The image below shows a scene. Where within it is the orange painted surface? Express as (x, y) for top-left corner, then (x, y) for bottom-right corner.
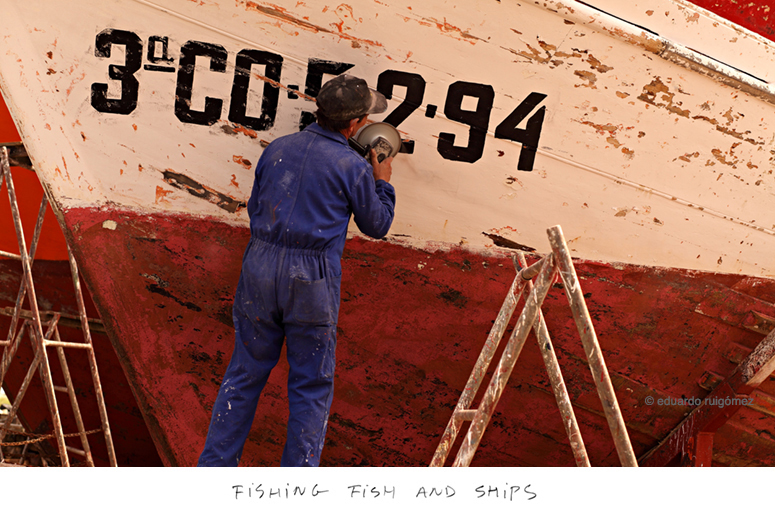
(0, 95), (69, 260)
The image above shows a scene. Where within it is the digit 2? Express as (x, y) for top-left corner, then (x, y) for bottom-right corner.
(376, 70), (424, 154)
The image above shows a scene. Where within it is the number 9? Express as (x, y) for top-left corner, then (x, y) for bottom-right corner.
(438, 81), (494, 164)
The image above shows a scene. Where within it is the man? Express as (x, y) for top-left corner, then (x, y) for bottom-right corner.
(198, 75), (395, 467)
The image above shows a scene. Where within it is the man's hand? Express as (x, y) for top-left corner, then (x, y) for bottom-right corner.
(370, 149), (393, 183)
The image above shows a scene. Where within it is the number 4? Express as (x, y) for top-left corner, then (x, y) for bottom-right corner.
(494, 92), (547, 171)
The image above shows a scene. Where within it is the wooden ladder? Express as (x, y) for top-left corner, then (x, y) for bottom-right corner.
(430, 225), (637, 467)
(0, 145), (116, 466)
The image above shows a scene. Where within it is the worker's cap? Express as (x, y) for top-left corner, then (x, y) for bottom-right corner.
(316, 74), (387, 121)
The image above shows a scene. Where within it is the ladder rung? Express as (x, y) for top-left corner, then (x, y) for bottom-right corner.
(1, 423), (25, 434)
(43, 339), (92, 350)
(53, 385), (68, 393)
(456, 410), (477, 421)
(519, 254), (549, 281)
(0, 250), (22, 260)
(65, 445), (86, 457)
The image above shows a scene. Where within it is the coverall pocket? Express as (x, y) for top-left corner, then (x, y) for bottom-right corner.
(289, 276), (333, 325)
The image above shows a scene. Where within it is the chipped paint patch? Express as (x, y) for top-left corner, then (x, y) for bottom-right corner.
(155, 185), (174, 204)
(481, 232), (536, 252)
(576, 120), (635, 155)
(102, 219), (117, 230)
(638, 77), (690, 117)
(677, 152), (700, 163)
(232, 155), (252, 169)
(587, 54), (613, 73)
(219, 122), (258, 139)
(162, 169), (246, 213)
(574, 70), (598, 88)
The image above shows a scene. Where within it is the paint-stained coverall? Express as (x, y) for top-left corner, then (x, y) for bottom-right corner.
(198, 122), (395, 466)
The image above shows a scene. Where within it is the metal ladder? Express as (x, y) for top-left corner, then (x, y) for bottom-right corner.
(0, 145), (116, 466)
(430, 225), (637, 467)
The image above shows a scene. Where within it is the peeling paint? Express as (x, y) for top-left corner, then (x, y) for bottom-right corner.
(232, 155), (252, 169)
(481, 232), (536, 252)
(242, 1), (384, 48)
(574, 70), (598, 88)
(155, 185), (174, 204)
(638, 77), (690, 117)
(220, 122), (258, 139)
(587, 54), (613, 73)
(162, 170), (246, 213)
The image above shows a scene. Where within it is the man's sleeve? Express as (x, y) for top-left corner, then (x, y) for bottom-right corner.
(350, 170), (395, 239)
(246, 151), (266, 216)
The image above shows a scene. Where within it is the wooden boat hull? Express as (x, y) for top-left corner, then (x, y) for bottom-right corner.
(1, 0), (775, 465)
(61, 204), (775, 466)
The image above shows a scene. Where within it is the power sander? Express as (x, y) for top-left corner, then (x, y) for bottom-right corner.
(348, 122), (402, 163)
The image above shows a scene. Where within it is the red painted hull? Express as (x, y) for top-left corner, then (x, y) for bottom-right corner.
(62, 205), (775, 466)
(693, 1), (775, 40)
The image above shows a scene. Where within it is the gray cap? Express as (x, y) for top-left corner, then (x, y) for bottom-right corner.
(316, 74), (388, 121)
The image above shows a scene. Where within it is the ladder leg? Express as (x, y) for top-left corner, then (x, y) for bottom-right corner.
(517, 252), (590, 467)
(453, 254), (556, 466)
(430, 271), (529, 466)
(66, 242), (117, 467)
(4, 196), (46, 345)
(547, 225), (637, 467)
(3, 148), (69, 466)
(53, 326), (95, 466)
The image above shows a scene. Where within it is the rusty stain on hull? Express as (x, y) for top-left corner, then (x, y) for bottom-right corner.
(243, 2), (331, 34)
(242, 1), (383, 48)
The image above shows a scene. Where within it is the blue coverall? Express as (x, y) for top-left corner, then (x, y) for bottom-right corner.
(198, 122), (395, 466)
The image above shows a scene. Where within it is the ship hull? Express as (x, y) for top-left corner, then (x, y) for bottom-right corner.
(63, 205), (775, 466)
(1, 0), (775, 466)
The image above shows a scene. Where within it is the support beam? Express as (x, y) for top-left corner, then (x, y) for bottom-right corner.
(640, 328), (775, 466)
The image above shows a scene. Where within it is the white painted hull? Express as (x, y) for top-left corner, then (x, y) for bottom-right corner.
(1, 0), (774, 275)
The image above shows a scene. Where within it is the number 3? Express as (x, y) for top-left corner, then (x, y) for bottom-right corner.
(90, 29), (142, 115)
